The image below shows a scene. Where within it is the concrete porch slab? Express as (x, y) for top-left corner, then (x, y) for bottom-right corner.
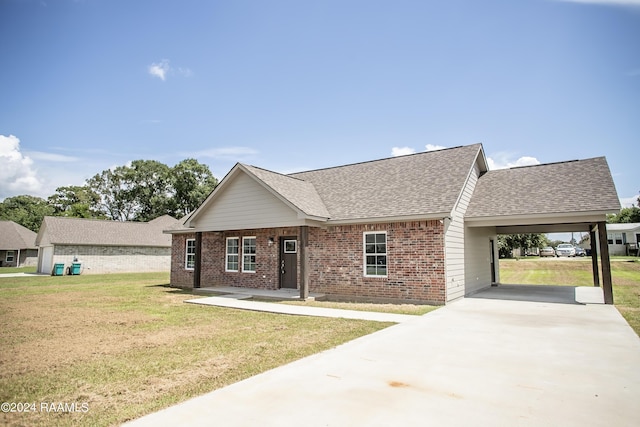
(193, 285), (325, 301)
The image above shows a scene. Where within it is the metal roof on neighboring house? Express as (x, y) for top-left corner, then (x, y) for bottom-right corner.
(36, 215), (179, 247)
(0, 221), (37, 250)
(465, 157), (621, 219)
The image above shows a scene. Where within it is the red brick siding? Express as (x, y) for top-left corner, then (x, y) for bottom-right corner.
(308, 221), (446, 304)
(169, 221), (446, 304)
(170, 233), (194, 288)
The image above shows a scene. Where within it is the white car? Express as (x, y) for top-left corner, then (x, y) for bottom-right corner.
(555, 243), (576, 257)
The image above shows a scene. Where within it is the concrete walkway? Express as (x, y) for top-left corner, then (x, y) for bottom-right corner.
(124, 287), (640, 427)
(186, 296), (418, 323)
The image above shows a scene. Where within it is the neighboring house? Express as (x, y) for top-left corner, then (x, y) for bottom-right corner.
(0, 221), (38, 267)
(166, 143), (620, 305)
(36, 215), (179, 274)
(606, 223), (640, 256)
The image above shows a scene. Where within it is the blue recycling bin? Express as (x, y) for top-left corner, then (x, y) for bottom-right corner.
(53, 263), (65, 276)
(70, 263), (82, 275)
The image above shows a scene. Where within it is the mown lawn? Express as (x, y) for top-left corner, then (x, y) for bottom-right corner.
(0, 273), (391, 427)
(500, 257), (640, 335)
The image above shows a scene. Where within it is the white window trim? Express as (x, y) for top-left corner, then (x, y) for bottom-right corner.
(185, 239), (195, 270)
(284, 239), (297, 254)
(363, 231), (388, 278)
(226, 237), (240, 272)
(242, 236), (257, 273)
(6, 251), (15, 262)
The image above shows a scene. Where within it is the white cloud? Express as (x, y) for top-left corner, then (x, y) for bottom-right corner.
(27, 151), (80, 162)
(487, 152), (541, 170)
(148, 59), (171, 81)
(620, 195), (638, 208)
(391, 146), (416, 157)
(0, 135), (43, 200)
(148, 59), (193, 81)
(425, 144), (447, 151)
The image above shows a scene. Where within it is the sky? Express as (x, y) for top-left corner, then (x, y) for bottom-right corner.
(1, 0), (639, 219)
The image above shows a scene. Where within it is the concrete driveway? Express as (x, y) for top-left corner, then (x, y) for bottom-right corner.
(124, 287), (640, 427)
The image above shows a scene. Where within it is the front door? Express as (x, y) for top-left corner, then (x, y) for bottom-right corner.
(279, 236), (298, 289)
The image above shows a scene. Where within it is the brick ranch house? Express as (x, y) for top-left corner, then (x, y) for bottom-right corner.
(167, 143), (620, 305)
(36, 215), (179, 274)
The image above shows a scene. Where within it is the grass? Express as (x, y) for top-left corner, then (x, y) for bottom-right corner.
(0, 266), (37, 274)
(499, 257), (640, 335)
(0, 272), (392, 427)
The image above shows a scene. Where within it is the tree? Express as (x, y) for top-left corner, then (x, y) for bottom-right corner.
(498, 233), (547, 258)
(85, 159), (217, 221)
(607, 206), (640, 224)
(48, 185), (103, 218)
(171, 158), (218, 217)
(0, 195), (54, 232)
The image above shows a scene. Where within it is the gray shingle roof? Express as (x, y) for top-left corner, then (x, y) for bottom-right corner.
(466, 157), (621, 219)
(37, 215), (179, 247)
(289, 144), (484, 221)
(0, 221), (37, 250)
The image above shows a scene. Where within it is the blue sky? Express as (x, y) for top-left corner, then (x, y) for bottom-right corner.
(1, 0), (639, 214)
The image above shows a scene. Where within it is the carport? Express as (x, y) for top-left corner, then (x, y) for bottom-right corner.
(465, 157), (622, 304)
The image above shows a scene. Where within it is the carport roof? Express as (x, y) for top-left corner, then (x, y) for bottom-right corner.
(465, 157), (621, 226)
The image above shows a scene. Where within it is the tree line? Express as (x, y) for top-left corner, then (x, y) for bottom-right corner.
(0, 159), (218, 232)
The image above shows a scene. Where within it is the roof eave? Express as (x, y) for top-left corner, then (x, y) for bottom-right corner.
(465, 210), (616, 228)
(327, 212), (451, 226)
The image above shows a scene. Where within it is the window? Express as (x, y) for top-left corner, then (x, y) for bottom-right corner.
(185, 239), (195, 270)
(364, 232), (387, 277)
(6, 251), (15, 263)
(242, 237), (256, 272)
(284, 239), (297, 253)
(608, 233), (623, 245)
(226, 237), (239, 272)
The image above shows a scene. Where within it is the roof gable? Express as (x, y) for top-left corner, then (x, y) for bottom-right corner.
(36, 216), (179, 247)
(0, 221), (37, 250)
(466, 157), (621, 220)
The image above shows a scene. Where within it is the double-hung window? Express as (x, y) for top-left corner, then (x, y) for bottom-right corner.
(185, 239), (196, 270)
(364, 232), (387, 277)
(6, 251), (15, 263)
(226, 237), (239, 272)
(242, 237), (256, 273)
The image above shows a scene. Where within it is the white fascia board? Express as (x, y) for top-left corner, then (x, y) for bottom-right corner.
(465, 211), (611, 228)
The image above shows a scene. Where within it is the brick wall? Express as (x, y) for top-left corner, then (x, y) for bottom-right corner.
(170, 227), (301, 290)
(308, 221), (446, 304)
(51, 245), (171, 274)
(170, 221), (446, 304)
